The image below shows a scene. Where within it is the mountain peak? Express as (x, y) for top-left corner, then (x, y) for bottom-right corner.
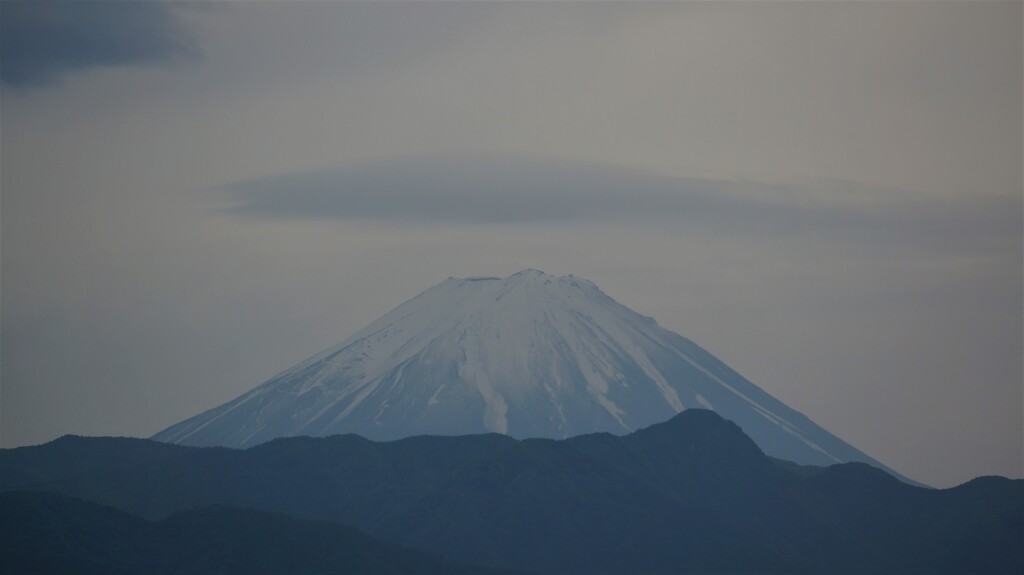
(153, 271), (911, 483)
(632, 409), (764, 458)
(511, 268), (548, 277)
(444, 269), (591, 290)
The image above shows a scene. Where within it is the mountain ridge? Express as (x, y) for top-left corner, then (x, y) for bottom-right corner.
(4, 410), (1021, 575)
(153, 269), (911, 483)
(0, 491), (522, 575)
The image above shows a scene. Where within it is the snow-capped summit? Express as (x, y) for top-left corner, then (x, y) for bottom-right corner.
(154, 270), (904, 479)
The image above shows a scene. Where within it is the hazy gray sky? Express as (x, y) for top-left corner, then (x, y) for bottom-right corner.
(2, 1), (1020, 489)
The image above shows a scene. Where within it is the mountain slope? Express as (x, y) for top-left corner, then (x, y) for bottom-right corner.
(5, 411), (1021, 575)
(0, 491), (519, 575)
(153, 269), (903, 480)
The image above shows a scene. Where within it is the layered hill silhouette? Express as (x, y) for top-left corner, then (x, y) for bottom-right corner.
(3, 410), (1021, 574)
(0, 491), (517, 575)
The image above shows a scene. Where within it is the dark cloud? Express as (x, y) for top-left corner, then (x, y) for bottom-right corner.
(0, 0), (198, 87)
(221, 154), (1020, 257)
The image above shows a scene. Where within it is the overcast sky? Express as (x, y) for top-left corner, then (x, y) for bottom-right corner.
(1, 1), (1020, 489)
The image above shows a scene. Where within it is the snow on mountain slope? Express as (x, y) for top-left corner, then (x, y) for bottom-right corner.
(153, 270), (906, 480)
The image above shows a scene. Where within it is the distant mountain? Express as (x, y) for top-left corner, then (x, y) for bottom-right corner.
(5, 410), (1021, 575)
(153, 269), (908, 482)
(0, 491), (519, 575)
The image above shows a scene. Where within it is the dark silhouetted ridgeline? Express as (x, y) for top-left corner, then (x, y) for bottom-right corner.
(2, 410), (1021, 574)
(0, 491), (521, 575)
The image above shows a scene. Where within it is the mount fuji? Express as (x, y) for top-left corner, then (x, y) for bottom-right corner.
(154, 269), (907, 481)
